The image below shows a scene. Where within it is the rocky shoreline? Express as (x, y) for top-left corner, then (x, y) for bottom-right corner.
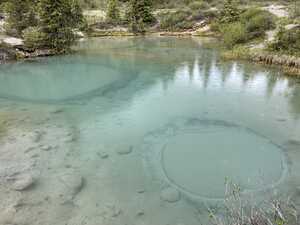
(251, 52), (300, 76)
(0, 37), (56, 63)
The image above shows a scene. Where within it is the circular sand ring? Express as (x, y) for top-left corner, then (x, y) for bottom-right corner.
(142, 118), (288, 201)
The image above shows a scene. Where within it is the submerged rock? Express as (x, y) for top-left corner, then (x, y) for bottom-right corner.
(160, 187), (181, 203)
(276, 117), (287, 122)
(107, 204), (122, 218)
(41, 145), (52, 151)
(97, 151), (109, 159)
(136, 210), (145, 217)
(31, 131), (42, 143)
(12, 174), (35, 191)
(50, 108), (64, 114)
(58, 171), (84, 201)
(116, 146), (133, 155)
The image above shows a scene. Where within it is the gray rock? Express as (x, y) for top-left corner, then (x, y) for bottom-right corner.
(160, 187), (181, 203)
(12, 174), (35, 191)
(116, 146), (133, 155)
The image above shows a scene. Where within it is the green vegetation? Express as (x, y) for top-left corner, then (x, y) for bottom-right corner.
(213, 1), (276, 48)
(3, 0), (37, 36)
(1, 0), (299, 61)
(38, 0), (85, 53)
(3, 0), (84, 53)
(106, 0), (120, 23)
(220, 22), (247, 48)
(126, 0), (155, 33)
(219, 0), (240, 23)
(159, 9), (194, 31)
(269, 25), (300, 56)
(22, 27), (45, 51)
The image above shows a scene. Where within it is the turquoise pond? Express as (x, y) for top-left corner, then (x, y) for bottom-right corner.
(0, 37), (299, 225)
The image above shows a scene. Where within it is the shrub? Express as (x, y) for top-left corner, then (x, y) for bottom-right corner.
(160, 10), (195, 31)
(219, 0), (240, 24)
(188, 1), (210, 11)
(221, 22), (248, 48)
(216, 7), (276, 49)
(22, 27), (46, 51)
(240, 8), (275, 38)
(269, 26), (300, 55)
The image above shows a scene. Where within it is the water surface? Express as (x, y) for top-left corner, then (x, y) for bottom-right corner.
(0, 37), (299, 225)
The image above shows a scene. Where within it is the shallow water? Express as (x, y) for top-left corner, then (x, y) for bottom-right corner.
(0, 37), (300, 225)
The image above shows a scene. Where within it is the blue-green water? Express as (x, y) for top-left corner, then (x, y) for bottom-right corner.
(0, 37), (299, 225)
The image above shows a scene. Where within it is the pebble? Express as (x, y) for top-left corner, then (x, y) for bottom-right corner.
(12, 174), (35, 191)
(116, 146), (133, 155)
(24, 146), (35, 153)
(64, 136), (76, 143)
(30, 153), (39, 158)
(32, 131), (42, 143)
(97, 151), (109, 159)
(276, 117), (287, 122)
(41, 145), (52, 151)
(137, 189), (145, 194)
(136, 210), (145, 217)
(50, 108), (64, 114)
(160, 187), (181, 203)
(107, 205), (122, 218)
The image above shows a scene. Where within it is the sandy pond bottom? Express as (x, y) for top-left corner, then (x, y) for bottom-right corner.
(0, 37), (300, 225)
